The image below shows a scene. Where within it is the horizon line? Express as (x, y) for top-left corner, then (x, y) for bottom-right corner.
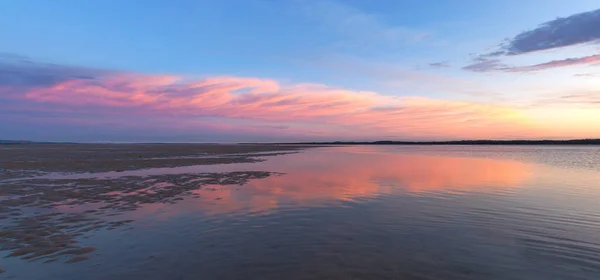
(2, 138), (600, 145)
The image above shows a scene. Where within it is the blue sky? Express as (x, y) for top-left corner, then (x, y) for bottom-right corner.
(1, 0), (600, 141)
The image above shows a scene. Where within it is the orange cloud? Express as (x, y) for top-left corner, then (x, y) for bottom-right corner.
(17, 73), (534, 139)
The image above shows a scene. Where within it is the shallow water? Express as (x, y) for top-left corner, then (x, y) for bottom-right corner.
(2, 145), (600, 280)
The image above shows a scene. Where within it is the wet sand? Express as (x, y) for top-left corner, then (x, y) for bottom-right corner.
(0, 143), (310, 179)
(0, 144), (309, 266)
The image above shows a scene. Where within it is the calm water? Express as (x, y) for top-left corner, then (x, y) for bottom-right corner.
(3, 145), (600, 280)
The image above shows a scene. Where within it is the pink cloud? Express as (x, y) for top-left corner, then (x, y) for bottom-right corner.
(508, 54), (600, 72)
(4, 72), (537, 139)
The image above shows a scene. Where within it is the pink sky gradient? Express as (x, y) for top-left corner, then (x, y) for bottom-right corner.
(2, 4), (600, 142)
(2, 72), (548, 140)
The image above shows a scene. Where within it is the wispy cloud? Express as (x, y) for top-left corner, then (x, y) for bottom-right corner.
(561, 93), (600, 104)
(428, 62), (450, 68)
(312, 54), (503, 98)
(508, 54), (600, 72)
(464, 54), (600, 73)
(574, 73), (600, 77)
(1, 57), (534, 140)
(533, 92), (600, 107)
(0, 55), (108, 88)
(464, 8), (600, 73)
(462, 59), (508, 72)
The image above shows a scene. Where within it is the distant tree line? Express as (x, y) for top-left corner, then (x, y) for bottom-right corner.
(0, 140), (74, 145)
(288, 139), (600, 145)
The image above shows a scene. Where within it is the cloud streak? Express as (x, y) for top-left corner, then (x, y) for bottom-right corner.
(508, 54), (600, 72)
(574, 73), (600, 77)
(428, 62), (450, 68)
(532, 92), (600, 107)
(462, 59), (508, 73)
(464, 54), (600, 73)
(0, 58), (535, 140)
(0, 55), (108, 88)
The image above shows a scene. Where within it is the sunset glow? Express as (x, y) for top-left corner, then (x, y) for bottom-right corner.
(1, 1), (599, 141)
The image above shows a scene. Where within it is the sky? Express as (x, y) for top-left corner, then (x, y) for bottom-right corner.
(1, 0), (599, 142)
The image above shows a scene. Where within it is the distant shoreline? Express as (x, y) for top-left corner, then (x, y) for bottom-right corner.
(2, 139), (600, 145)
(281, 139), (600, 145)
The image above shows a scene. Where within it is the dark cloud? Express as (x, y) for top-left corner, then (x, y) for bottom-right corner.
(0, 55), (108, 88)
(428, 62), (450, 68)
(504, 9), (600, 55)
(465, 9), (600, 73)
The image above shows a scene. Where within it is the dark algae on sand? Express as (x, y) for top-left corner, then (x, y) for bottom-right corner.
(0, 144), (302, 266)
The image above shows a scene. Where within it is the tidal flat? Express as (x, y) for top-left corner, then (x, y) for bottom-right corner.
(0, 144), (305, 273)
(1, 144), (600, 280)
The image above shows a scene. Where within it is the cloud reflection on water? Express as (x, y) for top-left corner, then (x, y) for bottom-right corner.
(139, 147), (532, 217)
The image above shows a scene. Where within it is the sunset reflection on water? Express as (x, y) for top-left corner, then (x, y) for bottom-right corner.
(141, 146), (533, 217)
(8, 146), (600, 280)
